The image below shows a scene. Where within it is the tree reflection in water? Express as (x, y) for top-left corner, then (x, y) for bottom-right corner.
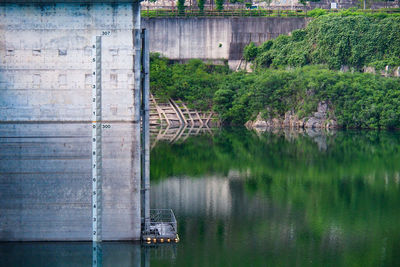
(150, 128), (400, 266)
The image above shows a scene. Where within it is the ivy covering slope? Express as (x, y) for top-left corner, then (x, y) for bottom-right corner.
(244, 14), (400, 70)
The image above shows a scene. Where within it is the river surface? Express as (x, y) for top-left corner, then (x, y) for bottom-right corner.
(1, 127), (400, 266)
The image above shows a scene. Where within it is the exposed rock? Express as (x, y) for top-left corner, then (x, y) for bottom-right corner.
(363, 65), (400, 77)
(340, 65), (350, 72)
(246, 101), (338, 130)
(381, 65), (391, 77)
(394, 67), (400, 77)
(250, 113), (268, 128)
(364, 66), (376, 74)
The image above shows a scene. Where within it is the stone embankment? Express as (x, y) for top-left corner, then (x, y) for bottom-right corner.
(245, 101), (338, 130)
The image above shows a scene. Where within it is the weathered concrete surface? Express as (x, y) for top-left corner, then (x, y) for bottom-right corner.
(0, 2), (141, 241)
(0, 122), (141, 241)
(0, 3), (136, 122)
(142, 17), (309, 68)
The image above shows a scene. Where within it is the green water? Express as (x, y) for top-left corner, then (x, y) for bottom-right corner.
(149, 128), (400, 266)
(1, 128), (400, 266)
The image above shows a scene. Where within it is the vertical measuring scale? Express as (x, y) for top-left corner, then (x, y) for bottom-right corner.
(92, 36), (102, 266)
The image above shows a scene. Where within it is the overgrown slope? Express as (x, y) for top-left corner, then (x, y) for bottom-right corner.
(244, 14), (400, 71)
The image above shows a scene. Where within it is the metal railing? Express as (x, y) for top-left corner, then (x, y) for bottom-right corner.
(143, 209), (178, 240)
(142, 7), (400, 18)
(143, 8), (308, 18)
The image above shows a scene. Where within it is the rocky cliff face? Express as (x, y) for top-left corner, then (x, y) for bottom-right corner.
(245, 101), (338, 130)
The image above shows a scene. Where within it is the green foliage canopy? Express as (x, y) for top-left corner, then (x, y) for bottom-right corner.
(246, 15), (400, 71)
(216, 0), (224, 11)
(150, 53), (230, 110)
(178, 0), (186, 14)
(198, 0), (205, 13)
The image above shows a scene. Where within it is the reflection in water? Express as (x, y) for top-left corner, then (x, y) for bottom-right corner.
(152, 176), (233, 217)
(150, 125), (215, 149)
(0, 242), (142, 267)
(150, 128), (400, 266)
(252, 126), (337, 151)
(93, 242), (102, 267)
(2, 126), (400, 266)
(0, 123), (141, 241)
(0, 242), (180, 267)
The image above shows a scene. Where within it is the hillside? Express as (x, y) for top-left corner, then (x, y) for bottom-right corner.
(150, 13), (400, 129)
(244, 13), (400, 71)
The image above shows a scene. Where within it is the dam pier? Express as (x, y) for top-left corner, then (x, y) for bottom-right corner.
(0, 0), (165, 242)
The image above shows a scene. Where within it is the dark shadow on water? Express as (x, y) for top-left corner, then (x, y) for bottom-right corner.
(0, 242), (178, 267)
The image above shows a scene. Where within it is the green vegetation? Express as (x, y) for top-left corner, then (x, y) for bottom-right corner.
(216, 0), (224, 11)
(219, 67), (400, 129)
(150, 13), (400, 129)
(151, 54), (400, 129)
(178, 0), (186, 15)
(141, 8), (400, 18)
(150, 54), (230, 111)
(198, 0), (205, 13)
(307, 7), (328, 17)
(245, 15), (400, 70)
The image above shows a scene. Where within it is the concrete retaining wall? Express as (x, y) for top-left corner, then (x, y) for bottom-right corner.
(142, 17), (309, 68)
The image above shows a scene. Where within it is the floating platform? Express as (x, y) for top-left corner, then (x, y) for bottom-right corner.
(142, 209), (179, 244)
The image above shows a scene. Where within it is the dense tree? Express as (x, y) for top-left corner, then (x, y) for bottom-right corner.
(216, 0), (224, 11)
(178, 0), (186, 14)
(198, 0), (205, 13)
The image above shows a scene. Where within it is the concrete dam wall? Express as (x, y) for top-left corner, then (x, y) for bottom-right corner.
(142, 17), (309, 68)
(0, 2), (136, 122)
(0, 2), (141, 241)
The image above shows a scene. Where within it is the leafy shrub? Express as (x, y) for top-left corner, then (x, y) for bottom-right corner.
(243, 42), (258, 61)
(178, 0), (185, 15)
(198, 0), (205, 13)
(307, 8), (327, 18)
(150, 53), (230, 111)
(216, 0), (224, 11)
(248, 16), (400, 71)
